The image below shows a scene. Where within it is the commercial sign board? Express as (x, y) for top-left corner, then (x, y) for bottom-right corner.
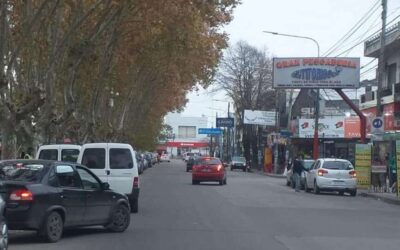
(198, 128), (222, 135)
(166, 141), (209, 148)
(298, 118), (344, 138)
(355, 144), (371, 189)
(216, 117), (234, 128)
(243, 110), (276, 126)
(371, 116), (384, 135)
(273, 57), (360, 89)
(396, 141), (400, 198)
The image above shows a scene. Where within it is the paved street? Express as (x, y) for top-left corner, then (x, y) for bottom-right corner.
(10, 159), (400, 250)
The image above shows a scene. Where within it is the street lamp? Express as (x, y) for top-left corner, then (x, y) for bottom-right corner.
(263, 30), (321, 160)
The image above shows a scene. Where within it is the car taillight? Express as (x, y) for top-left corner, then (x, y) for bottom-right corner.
(10, 189), (33, 201)
(349, 170), (356, 178)
(217, 165), (223, 171)
(317, 169), (328, 176)
(133, 177), (139, 188)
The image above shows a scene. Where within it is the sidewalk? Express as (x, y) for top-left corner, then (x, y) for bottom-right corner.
(249, 168), (286, 178)
(359, 190), (400, 205)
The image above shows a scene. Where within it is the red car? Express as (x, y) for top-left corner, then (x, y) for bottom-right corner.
(192, 157), (227, 185)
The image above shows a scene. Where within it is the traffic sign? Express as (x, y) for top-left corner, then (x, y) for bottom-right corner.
(371, 117), (384, 135)
(198, 128), (222, 135)
(216, 118), (234, 128)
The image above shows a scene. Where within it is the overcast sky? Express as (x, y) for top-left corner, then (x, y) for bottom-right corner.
(181, 0), (400, 126)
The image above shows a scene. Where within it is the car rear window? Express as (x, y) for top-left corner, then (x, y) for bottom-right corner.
(303, 161), (315, 169)
(82, 148), (106, 169)
(197, 158), (221, 165)
(232, 157), (246, 162)
(61, 149), (80, 163)
(38, 149), (58, 161)
(110, 148), (133, 169)
(322, 161), (353, 170)
(0, 163), (45, 182)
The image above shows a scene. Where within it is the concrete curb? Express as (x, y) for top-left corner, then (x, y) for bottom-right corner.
(264, 173), (286, 179)
(359, 192), (400, 205)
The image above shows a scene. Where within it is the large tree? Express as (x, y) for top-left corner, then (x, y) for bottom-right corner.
(0, 0), (239, 159)
(217, 41), (275, 165)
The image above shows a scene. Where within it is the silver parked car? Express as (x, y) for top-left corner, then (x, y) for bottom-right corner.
(304, 158), (357, 196)
(286, 159), (315, 189)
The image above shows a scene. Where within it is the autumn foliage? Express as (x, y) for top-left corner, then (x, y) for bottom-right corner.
(0, 0), (239, 158)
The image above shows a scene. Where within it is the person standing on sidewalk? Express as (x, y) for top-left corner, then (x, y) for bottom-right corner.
(389, 155), (397, 193)
(293, 155), (306, 192)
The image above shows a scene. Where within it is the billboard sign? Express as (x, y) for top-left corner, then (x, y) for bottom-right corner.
(298, 118), (344, 138)
(198, 128), (222, 135)
(216, 117), (234, 128)
(273, 57), (360, 89)
(243, 110), (276, 126)
(355, 144), (371, 189)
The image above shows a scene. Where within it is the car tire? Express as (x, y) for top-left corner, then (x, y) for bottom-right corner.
(106, 204), (130, 233)
(130, 198), (138, 213)
(186, 168), (189, 172)
(39, 211), (64, 243)
(242, 167), (246, 172)
(313, 181), (320, 194)
(350, 189), (357, 197)
(338, 191), (345, 196)
(192, 180), (198, 185)
(230, 167), (233, 171)
(223, 178), (227, 185)
(219, 180), (224, 185)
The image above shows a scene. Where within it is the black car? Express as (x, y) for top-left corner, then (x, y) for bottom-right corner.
(0, 196), (8, 250)
(0, 160), (130, 243)
(136, 154), (145, 174)
(230, 156), (247, 171)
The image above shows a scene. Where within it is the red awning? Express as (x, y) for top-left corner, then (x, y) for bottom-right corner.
(166, 141), (209, 148)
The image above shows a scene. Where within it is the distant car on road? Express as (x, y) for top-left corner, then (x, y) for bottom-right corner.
(192, 157), (227, 185)
(160, 153), (171, 162)
(230, 156), (247, 172)
(1, 160), (130, 243)
(304, 158), (357, 196)
(0, 196), (8, 250)
(184, 152), (195, 162)
(286, 159), (315, 189)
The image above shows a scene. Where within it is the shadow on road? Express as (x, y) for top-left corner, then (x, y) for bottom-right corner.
(9, 227), (109, 245)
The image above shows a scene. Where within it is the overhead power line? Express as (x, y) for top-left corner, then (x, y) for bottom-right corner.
(323, 0), (381, 56)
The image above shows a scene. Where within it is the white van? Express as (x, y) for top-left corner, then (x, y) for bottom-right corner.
(77, 143), (140, 213)
(36, 144), (82, 163)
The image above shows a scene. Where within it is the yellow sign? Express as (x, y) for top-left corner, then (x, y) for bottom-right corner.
(264, 148), (273, 173)
(396, 141), (400, 198)
(355, 144), (371, 189)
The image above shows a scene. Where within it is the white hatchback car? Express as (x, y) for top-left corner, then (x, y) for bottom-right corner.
(304, 158), (357, 196)
(160, 153), (171, 162)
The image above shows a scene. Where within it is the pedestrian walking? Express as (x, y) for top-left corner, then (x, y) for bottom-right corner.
(293, 155), (306, 192)
(389, 155), (397, 193)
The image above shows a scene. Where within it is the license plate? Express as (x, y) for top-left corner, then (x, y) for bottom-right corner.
(202, 169), (211, 172)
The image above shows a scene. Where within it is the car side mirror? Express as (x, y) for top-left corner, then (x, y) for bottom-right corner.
(102, 182), (110, 190)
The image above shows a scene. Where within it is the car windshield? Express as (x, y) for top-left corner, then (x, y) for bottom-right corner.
(197, 158), (221, 165)
(323, 161), (353, 170)
(232, 157), (246, 163)
(186, 153), (194, 156)
(0, 163), (45, 182)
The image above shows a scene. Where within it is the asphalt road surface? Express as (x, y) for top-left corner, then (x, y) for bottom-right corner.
(10, 159), (400, 250)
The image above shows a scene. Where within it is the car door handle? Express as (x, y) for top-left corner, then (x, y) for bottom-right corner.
(106, 170), (110, 175)
(60, 194), (66, 199)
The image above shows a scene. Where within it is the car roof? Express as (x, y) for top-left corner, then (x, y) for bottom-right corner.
(38, 144), (82, 150)
(0, 159), (57, 166)
(318, 158), (350, 162)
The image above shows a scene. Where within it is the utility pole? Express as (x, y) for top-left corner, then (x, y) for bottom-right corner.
(227, 102), (231, 161)
(377, 0), (387, 117)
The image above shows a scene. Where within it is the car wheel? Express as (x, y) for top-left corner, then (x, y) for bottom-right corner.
(40, 211), (64, 243)
(130, 198), (138, 213)
(106, 204), (130, 232)
(242, 167), (246, 172)
(338, 191), (345, 196)
(219, 180), (224, 185)
(350, 189), (357, 197)
(192, 180), (198, 185)
(230, 167), (233, 171)
(313, 181), (320, 194)
(223, 178), (227, 185)
(186, 168), (189, 172)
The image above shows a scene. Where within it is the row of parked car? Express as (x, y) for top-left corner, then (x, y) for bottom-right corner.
(0, 143), (160, 247)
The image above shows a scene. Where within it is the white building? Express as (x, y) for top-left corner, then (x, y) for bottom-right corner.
(164, 113), (210, 156)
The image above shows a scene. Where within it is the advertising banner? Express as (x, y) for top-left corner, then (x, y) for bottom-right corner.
(344, 117), (361, 138)
(243, 110), (276, 126)
(298, 118), (344, 138)
(264, 148), (273, 173)
(355, 144), (371, 189)
(396, 141), (400, 198)
(273, 57), (360, 89)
